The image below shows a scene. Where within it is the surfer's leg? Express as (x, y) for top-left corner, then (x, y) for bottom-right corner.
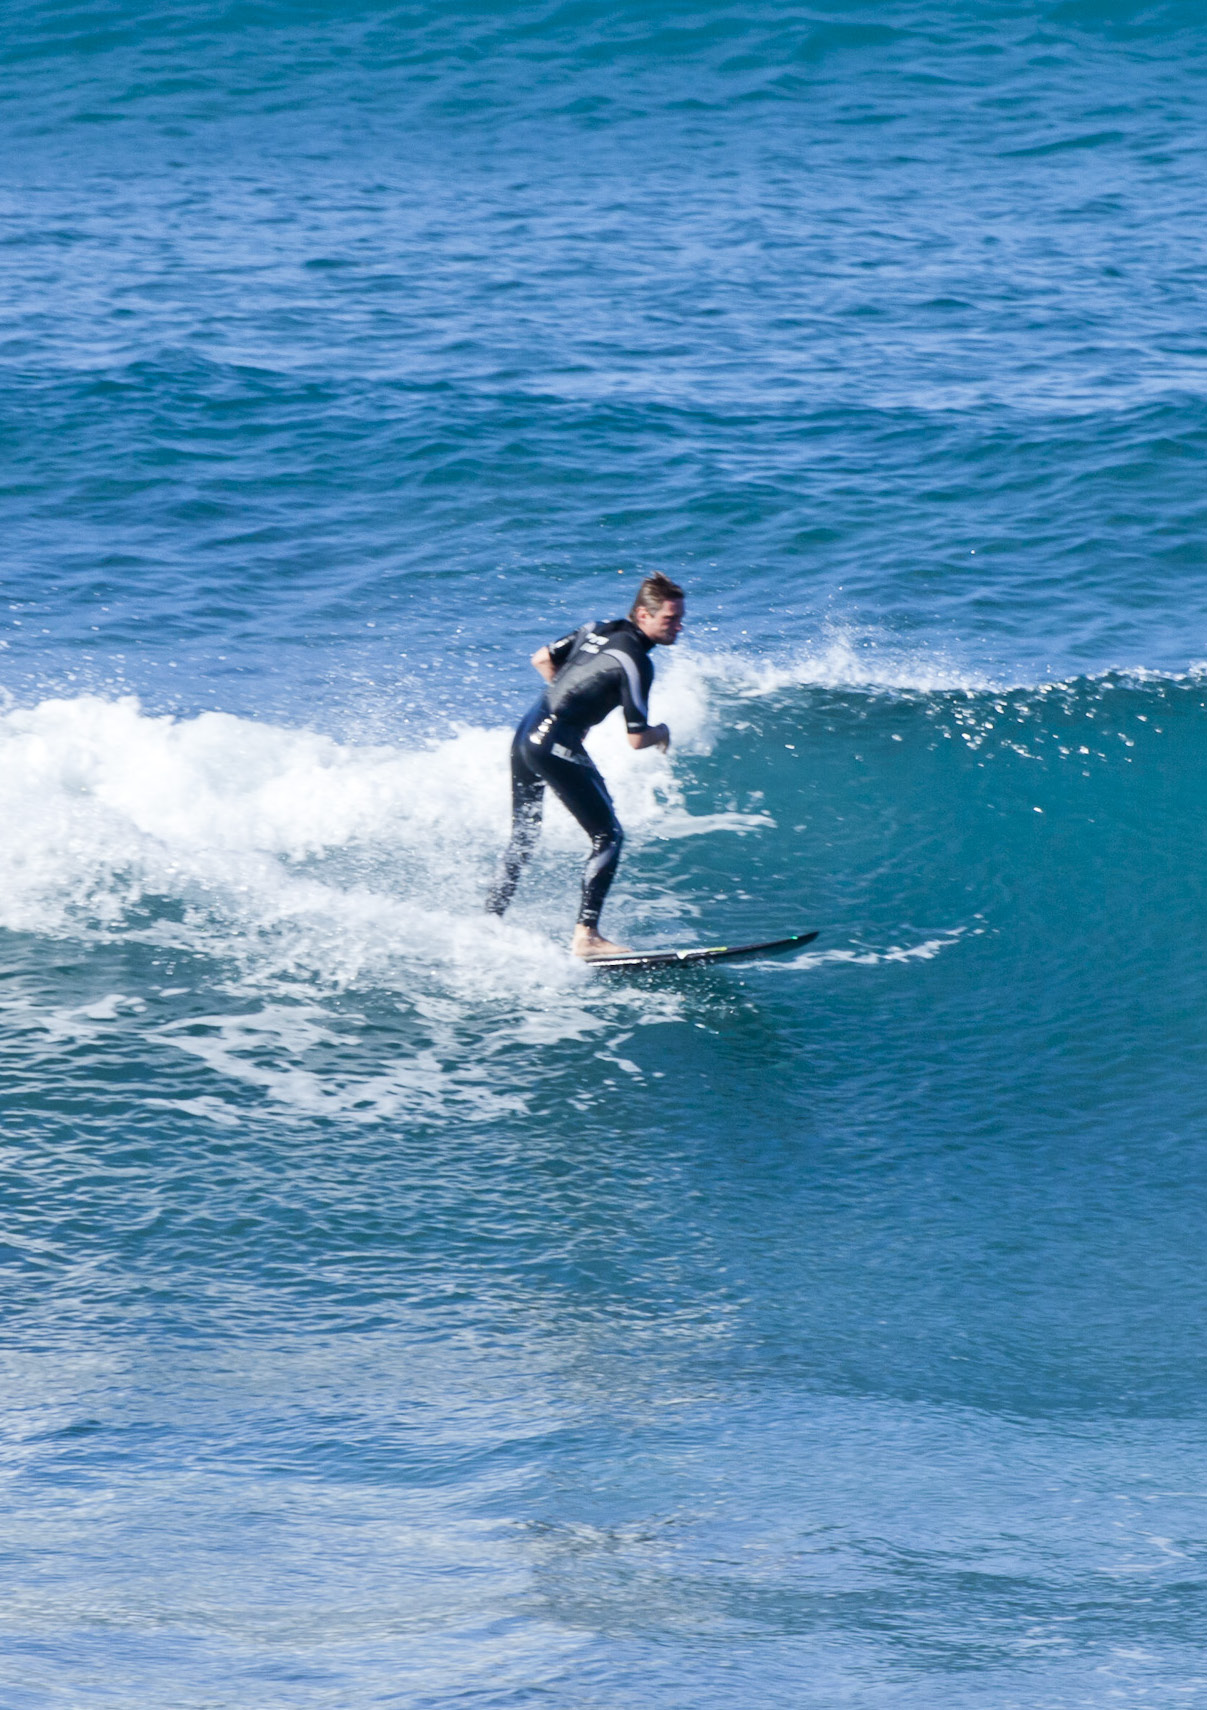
(578, 819), (623, 929)
(572, 810), (626, 956)
(485, 745), (544, 916)
(539, 752), (626, 951)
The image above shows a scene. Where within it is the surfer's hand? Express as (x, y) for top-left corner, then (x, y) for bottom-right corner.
(653, 723), (670, 752)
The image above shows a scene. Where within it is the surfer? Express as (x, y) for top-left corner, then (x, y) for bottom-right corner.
(486, 573), (685, 958)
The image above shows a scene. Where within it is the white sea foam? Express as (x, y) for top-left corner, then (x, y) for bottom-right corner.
(668, 639), (1207, 702)
(152, 1001), (535, 1124)
(0, 691), (755, 992)
(665, 633), (996, 698)
(0, 691), (693, 1115)
(773, 932), (966, 972)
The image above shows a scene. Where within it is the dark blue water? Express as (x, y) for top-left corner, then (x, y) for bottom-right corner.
(3, 4), (1207, 1705)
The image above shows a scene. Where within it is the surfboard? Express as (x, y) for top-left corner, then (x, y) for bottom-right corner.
(586, 930), (818, 971)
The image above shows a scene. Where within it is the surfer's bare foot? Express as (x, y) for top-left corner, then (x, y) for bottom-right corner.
(572, 925), (630, 960)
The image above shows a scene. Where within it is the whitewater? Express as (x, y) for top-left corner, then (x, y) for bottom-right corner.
(4, 3), (1207, 1707)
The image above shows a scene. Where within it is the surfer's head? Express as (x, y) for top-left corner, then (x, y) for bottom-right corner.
(630, 573), (685, 646)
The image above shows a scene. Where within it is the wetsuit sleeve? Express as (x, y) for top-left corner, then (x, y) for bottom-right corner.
(546, 628), (582, 672)
(616, 652), (652, 733)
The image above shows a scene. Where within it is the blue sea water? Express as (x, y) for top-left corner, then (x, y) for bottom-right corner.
(2, 2), (1207, 1704)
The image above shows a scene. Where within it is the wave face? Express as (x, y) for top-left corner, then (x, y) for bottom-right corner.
(3, 5), (1207, 1708)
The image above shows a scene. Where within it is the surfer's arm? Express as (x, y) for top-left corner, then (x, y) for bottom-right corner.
(628, 723), (670, 752)
(534, 627), (583, 682)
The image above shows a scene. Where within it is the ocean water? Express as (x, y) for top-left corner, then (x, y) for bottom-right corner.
(3, 2), (1207, 1704)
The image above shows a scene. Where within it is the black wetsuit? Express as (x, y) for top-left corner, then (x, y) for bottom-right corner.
(486, 618), (656, 927)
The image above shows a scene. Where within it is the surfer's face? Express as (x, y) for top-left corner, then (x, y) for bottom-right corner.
(636, 598), (685, 646)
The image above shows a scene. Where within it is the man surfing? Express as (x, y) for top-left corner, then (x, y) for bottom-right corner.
(486, 573), (685, 958)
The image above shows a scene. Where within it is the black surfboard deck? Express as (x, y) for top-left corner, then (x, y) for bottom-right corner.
(587, 930), (818, 971)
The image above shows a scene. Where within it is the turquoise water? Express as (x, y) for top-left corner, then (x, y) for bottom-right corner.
(3, 4), (1207, 1705)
